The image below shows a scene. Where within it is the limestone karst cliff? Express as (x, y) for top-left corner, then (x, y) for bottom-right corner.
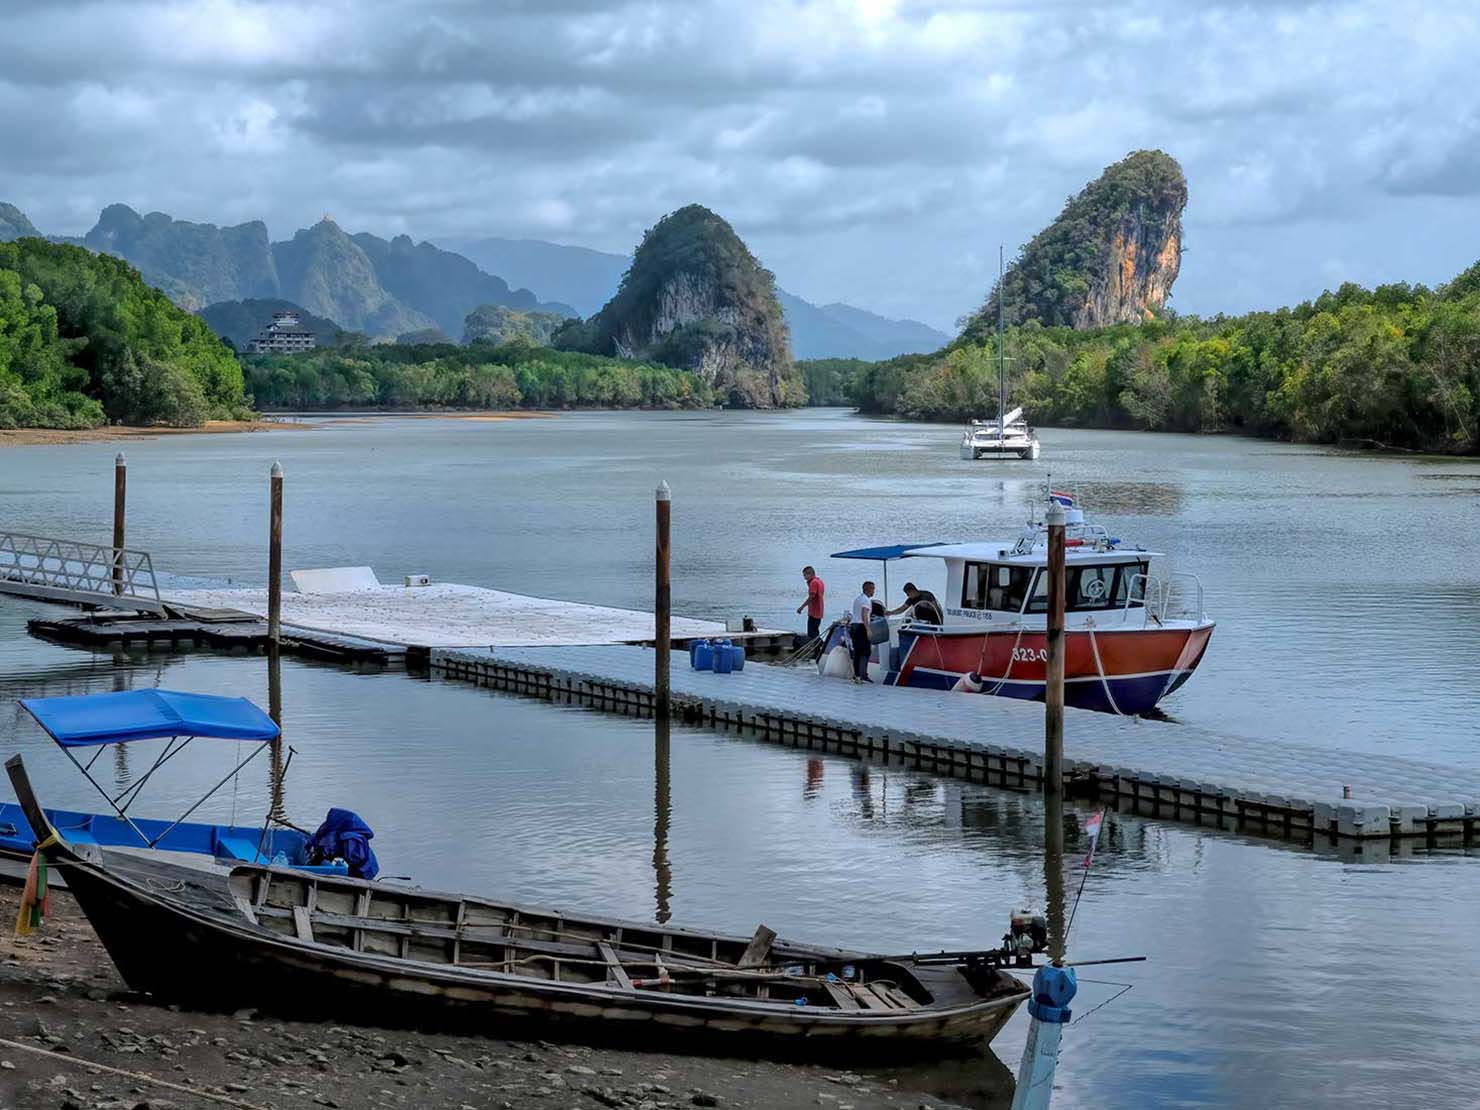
(962, 150), (1187, 339)
(554, 205), (799, 407)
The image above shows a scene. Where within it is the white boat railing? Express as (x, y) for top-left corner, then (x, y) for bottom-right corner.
(1124, 572), (1206, 626)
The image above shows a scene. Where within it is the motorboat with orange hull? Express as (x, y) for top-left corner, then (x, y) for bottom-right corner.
(821, 490), (1213, 716)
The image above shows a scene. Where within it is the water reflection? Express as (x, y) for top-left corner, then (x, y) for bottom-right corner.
(1071, 480), (1186, 517)
(653, 716), (673, 924)
(267, 646), (287, 823)
(4, 592), (1480, 1105)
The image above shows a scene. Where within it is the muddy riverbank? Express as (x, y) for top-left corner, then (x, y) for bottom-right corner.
(0, 887), (981, 1110)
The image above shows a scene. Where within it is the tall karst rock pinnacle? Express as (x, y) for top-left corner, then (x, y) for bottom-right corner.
(555, 205), (799, 407)
(963, 150), (1187, 339)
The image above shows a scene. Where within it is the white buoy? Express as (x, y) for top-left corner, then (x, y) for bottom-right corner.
(1010, 963), (1078, 1110)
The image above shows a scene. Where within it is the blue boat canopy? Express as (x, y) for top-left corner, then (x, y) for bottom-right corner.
(830, 543), (952, 562)
(20, 690), (280, 748)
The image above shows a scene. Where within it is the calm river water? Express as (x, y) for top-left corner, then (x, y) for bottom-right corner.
(2, 411), (1479, 1108)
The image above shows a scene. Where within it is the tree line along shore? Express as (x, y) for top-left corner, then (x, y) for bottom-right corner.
(4, 236), (1479, 454)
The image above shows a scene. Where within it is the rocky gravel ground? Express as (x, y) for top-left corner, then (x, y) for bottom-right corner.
(0, 887), (1006, 1110)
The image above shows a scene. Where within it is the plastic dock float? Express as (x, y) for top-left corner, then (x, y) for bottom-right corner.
(430, 644), (1480, 846)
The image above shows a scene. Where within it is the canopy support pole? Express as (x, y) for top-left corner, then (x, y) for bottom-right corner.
(110, 736), (191, 811)
(57, 745), (155, 849)
(147, 741), (273, 848)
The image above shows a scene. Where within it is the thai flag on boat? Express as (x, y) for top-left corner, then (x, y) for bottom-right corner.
(1050, 490), (1075, 507)
(1082, 809), (1104, 868)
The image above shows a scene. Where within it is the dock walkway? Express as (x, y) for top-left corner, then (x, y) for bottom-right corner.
(432, 644), (1480, 843)
(160, 584), (768, 650)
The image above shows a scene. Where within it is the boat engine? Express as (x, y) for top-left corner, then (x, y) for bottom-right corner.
(1007, 907), (1049, 967)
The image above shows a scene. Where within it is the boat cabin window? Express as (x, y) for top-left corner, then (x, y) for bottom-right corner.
(962, 562), (1034, 612)
(1024, 562), (1151, 613)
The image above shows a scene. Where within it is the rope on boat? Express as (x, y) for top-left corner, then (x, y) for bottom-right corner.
(0, 1035), (272, 1110)
(1086, 626), (1129, 717)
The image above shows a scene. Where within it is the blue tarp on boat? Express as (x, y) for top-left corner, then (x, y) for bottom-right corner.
(20, 690), (281, 748)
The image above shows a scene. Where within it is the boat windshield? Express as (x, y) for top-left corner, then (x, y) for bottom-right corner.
(963, 561), (1148, 614)
(1024, 563), (1149, 613)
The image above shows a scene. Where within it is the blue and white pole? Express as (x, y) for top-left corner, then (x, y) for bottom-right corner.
(1009, 963), (1078, 1110)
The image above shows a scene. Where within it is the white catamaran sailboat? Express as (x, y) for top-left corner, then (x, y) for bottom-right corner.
(960, 246), (1041, 462)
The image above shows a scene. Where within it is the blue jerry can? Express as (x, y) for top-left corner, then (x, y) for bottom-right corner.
(729, 643), (746, 672)
(713, 639), (734, 674)
(692, 639), (715, 671)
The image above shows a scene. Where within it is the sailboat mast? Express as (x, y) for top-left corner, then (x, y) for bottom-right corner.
(998, 244), (1006, 437)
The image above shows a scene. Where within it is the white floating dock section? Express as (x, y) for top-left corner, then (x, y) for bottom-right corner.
(431, 644), (1480, 845)
(163, 583), (738, 649)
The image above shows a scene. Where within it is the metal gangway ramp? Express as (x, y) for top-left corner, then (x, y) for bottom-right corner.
(0, 530), (167, 614)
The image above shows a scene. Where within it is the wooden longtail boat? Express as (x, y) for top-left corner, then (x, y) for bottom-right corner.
(6, 756), (1028, 1058)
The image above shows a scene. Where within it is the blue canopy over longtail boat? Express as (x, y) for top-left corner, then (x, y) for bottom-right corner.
(3, 690), (376, 879)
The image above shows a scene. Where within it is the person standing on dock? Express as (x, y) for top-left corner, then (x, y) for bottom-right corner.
(796, 566), (826, 644)
(850, 581), (876, 683)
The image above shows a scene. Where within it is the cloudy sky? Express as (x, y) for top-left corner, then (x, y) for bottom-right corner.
(2, 0), (1478, 330)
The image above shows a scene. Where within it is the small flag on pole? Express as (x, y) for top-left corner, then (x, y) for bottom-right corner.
(1082, 809), (1104, 868)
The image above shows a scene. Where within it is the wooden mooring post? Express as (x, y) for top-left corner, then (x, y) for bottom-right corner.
(1043, 499), (1066, 800)
(655, 480), (671, 721)
(268, 461), (283, 646)
(111, 452), (126, 596)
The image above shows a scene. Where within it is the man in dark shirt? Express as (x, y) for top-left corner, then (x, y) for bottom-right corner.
(887, 582), (943, 624)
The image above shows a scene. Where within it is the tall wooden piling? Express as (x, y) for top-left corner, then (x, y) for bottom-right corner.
(111, 452), (126, 595)
(1044, 500), (1066, 800)
(268, 461), (283, 646)
(655, 480), (671, 721)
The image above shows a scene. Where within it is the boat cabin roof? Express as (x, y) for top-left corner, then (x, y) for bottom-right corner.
(21, 690), (281, 748)
(904, 542), (1159, 566)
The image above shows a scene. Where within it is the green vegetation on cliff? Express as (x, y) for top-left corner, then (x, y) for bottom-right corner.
(197, 298), (349, 350)
(462, 304), (566, 346)
(0, 203), (42, 243)
(555, 205), (800, 407)
(962, 150), (1187, 339)
(243, 341), (714, 411)
(846, 267), (1480, 453)
(0, 240), (248, 428)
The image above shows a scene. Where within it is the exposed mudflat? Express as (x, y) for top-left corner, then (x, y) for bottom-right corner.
(0, 887), (985, 1110)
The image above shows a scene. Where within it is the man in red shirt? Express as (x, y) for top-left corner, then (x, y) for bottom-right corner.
(796, 566), (825, 644)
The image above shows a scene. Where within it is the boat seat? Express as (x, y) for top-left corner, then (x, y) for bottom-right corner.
(216, 836), (268, 863)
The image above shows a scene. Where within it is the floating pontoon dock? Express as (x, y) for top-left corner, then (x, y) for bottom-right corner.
(432, 645), (1480, 845)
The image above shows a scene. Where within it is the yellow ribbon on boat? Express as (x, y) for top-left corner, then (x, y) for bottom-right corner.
(14, 832), (59, 937)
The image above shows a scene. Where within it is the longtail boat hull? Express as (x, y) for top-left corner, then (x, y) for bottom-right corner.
(8, 757), (1026, 1059)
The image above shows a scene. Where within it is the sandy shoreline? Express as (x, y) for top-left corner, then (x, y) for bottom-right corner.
(0, 420), (306, 449)
(0, 411), (552, 448)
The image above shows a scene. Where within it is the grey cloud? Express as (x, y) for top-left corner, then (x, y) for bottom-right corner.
(0, 0), (1477, 331)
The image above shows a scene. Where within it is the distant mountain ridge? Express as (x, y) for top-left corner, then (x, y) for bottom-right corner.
(439, 235), (949, 360)
(17, 203), (574, 340)
(6, 198), (945, 358)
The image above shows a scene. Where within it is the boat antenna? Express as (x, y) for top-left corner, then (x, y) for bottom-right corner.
(998, 243), (1006, 440)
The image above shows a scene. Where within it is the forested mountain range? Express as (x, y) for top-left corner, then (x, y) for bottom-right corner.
(438, 235), (950, 360)
(7, 200), (946, 360)
(15, 203), (573, 340)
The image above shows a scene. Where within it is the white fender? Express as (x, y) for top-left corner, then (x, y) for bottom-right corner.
(952, 671), (984, 693)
